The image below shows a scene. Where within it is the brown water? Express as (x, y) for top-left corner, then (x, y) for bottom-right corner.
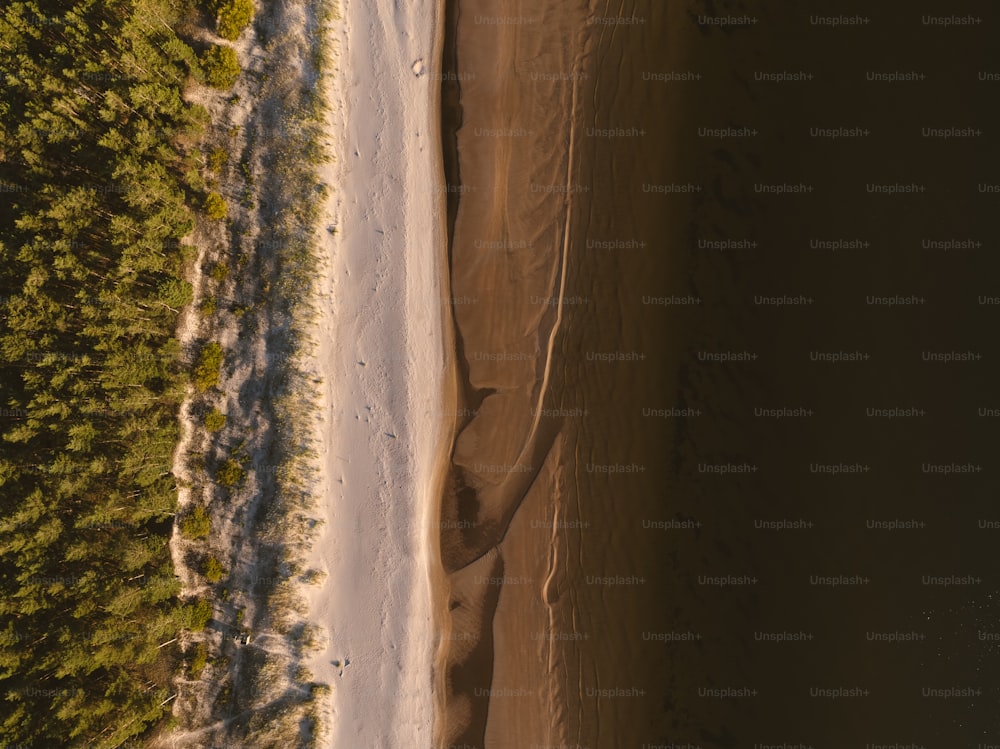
(437, 0), (1000, 746)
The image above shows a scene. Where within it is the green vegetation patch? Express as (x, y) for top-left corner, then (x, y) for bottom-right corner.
(214, 0), (255, 40)
(158, 277), (195, 310)
(208, 145), (229, 173)
(205, 190), (229, 219)
(202, 44), (241, 88)
(209, 261), (230, 282)
(0, 1), (213, 740)
(216, 458), (246, 488)
(194, 341), (224, 392)
(204, 408), (227, 432)
(200, 296), (218, 316)
(189, 641), (209, 678)
(185, 599), (214, 631)
(203, 556), (226, 583)
(181, 505), (212, 539)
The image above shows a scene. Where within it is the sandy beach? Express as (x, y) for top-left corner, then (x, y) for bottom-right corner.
(433, 1), (595, 745)
(303, 0), (451, 746)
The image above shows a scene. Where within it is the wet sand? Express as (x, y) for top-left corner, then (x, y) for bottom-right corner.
(433, 1), (595, 746)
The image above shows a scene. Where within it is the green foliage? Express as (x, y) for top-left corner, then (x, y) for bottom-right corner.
(204, 408), (227, 432)
(202, 44), (240, 89)
(185, 599), (213, 631)
(208, 146), (228, 172)
(203, 556), (225, 583)
(210, 262), (230, 282)
(193, 341), (224, 391)
(0, 0), (210, 742)
(158, 277), (195, 310)
(180, 241), (200, 267)
(205, 191), (229, 219)
(216, 458), (246, 487)
(215, 0), (255, 40)
(200, 296), (218, 316)
(189, 641), (209, 678)
(181, 505), (211, 539)
(184, 158), (208, 191)
(188, 103), (212, 134)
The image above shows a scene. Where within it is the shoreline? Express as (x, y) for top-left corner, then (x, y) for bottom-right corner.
(432, 0), (594, 745)
(427, 1), (462, 748)
(303, 0), (450, 745)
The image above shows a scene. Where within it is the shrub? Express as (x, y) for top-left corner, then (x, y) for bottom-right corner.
(199, 296), (217, 316)
(205, 191), (228, 220)
(209, 262), (230, 282)
(180, 505), (211, 539)
(186, 599), (213, 631)
(203, 556), (226, 583)
(193, 341), (224, 392)
(204, 409), (227, 432)
(215, 0), (254, 40)
(208, 146), (228, 173)
(201, 45), (240, 89)
(189, 641), (209, 678)
(217, 458), (246, 487)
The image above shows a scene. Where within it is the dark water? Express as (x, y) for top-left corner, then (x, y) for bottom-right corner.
(444, 0), (1000, 746)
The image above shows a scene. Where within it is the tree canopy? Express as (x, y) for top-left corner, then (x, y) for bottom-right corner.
(0, 0), (220, 744)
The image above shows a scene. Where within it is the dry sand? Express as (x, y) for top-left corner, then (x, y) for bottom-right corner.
(303, 0), (452, 746)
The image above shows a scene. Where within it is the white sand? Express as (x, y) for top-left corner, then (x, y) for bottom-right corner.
(304, 0), (449, 746)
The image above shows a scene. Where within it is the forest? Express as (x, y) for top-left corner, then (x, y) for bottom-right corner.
(0, 0), (253, 744)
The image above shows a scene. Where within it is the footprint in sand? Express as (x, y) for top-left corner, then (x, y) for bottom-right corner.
(332, 657), (351, 677)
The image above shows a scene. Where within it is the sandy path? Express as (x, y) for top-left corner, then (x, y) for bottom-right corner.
(304, 0), (450, 746)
